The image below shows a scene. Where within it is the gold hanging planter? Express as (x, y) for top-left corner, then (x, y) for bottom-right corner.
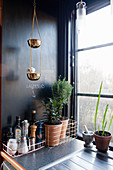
(27, 39), (42, 48)
(27, 72), (41, 81)
(27, 0), (42, 81)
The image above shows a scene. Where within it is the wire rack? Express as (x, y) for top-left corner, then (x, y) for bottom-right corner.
(2, 119), (77, 158)
(59, 119), (77, 144)
(2, 140), (46, 158)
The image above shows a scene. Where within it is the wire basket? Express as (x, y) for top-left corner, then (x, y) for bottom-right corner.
(2, 140), (46, 158)
(2, 119), (77, 158)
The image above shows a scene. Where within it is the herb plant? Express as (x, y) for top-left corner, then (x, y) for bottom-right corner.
(42, 75), (73, 124)
(42, 98), (63, 125)
(94, 82), (113, 136)
(52, 75), (73, 112)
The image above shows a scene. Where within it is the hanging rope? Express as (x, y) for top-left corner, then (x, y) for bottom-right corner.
(29, 0), (42, 75)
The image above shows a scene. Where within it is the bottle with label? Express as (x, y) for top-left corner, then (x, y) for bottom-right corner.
(7, 127), (13, 141)
(15, 116), (21, 141)
(36, 122), (43, 147)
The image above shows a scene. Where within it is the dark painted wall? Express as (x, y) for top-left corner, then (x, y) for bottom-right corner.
(2, 0), (107, 141)
(2, 0), (58, 139)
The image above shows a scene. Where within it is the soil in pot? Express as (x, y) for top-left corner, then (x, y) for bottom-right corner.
(45, 123), (62, 147)
(94, 131), (112, 152)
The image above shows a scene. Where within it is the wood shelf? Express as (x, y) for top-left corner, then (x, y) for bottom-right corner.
(1, 151), (25, 170)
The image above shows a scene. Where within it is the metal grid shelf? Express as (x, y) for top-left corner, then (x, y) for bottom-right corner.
(2, 119), (77, 158)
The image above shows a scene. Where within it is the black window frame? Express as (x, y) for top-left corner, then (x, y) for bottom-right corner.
(70, 0), (113, 138)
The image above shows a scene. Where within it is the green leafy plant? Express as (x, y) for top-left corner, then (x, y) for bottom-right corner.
(52, 76), (73, 104)
(42, 76), (73, 124)
(42, 98), (63, 125)
(94, 82), (113, 136)
(51, 75), (73, 117)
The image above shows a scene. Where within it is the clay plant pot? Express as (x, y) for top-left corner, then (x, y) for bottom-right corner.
(60, 119), (68, 139)
(45, 123), (62, 147)
(94, 131), (112, 152)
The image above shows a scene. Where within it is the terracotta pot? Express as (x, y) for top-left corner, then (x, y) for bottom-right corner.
(45, 123), (62, 147)
(60, 119), (68, 139)
(94, 131), (112, 152)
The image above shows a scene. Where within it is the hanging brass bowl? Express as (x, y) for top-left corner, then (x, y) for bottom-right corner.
(27, 73), (41, 81)
(27, 39), (42, 48)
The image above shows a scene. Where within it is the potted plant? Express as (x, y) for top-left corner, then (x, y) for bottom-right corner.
(51, 76), (73, 139)
(42, 98), (63, 147)
(93, 82), (113, 152)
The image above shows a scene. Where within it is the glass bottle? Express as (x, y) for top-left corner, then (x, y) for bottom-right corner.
(7, 127), (13, 141)
(14, 116), (21, 142)
(22, 120), (29, 139)
(28, 110), (37, 138)
(32, 110), (37, 125)
(36, 122), (43, 145)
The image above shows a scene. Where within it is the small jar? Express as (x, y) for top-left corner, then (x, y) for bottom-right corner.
(28, 137), (35, 151)
(18, 136), (28, 154)
(7, 139), (17, 155)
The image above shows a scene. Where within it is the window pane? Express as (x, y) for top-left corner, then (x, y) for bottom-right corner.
(78, 45), (113, 94)
(78, 5), (113, 49)
(78, 96), (113, 141)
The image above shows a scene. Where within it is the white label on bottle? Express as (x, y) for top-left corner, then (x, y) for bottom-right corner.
(15, 129), (21, 139)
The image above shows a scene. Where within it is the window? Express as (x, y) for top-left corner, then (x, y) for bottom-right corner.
(76, 5), (113, 140)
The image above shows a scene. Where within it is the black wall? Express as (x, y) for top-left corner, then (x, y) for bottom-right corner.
(2, 0), (108, 140)
(2, 0), (58, 138)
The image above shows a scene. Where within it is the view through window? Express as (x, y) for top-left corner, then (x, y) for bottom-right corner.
(76, 4), (113, 140)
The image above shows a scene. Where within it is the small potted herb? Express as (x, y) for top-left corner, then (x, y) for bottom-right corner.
(51, 76), (73, 139)
(42, 98), (62, 147)
(94, 82), (113, 152)
(42, 76), (73, 145)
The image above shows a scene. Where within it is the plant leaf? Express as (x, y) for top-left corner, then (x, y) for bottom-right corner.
(98, 125), (99, 133)
(95, 81), (103, 131)
(108, 115), (113, 131)
(102, 104), (109, 131)
(102, 121), (107, 136)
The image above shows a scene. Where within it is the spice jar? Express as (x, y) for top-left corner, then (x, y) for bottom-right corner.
(7, 139), (17, 155)
(28, 137), (35, 151)
(18, 136), (28, 154)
